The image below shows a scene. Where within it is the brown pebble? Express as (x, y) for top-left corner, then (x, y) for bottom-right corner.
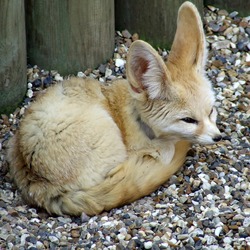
(132, 33), (139, 41)
(228, 224), (239, 230)
(239, 21), (248, 28)
(212, 60), (224, 68)
(218, 9), (228, 16)
(225, 213), (235, 219)
(238, 104), (249, 112)
(8, 209), (19, 217)
(1, 114), (9, 126)
(71, 228), (81, 238)
(223, 224), (230, 233)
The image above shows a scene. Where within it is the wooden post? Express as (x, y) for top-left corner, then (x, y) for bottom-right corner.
(0, 0), (27, 115)
(26, 0), (115, 76)
(115, 0), (203, 49)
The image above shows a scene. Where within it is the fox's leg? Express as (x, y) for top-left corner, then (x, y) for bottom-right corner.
(134, 139), (176, 165)
(86, 140), (190, 215)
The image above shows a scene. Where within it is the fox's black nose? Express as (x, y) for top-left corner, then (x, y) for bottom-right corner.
(213, 135), (222, 142)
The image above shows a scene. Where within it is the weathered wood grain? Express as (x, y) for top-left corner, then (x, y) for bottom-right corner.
(0, 0), (27, 115)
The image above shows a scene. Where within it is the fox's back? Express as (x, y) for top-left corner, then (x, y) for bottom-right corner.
(17, 78), (127, 188)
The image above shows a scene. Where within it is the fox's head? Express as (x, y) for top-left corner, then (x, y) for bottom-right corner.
(126, 1), (221, 145)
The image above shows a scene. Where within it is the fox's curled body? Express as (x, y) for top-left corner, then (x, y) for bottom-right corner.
(7, 1), (221, 216)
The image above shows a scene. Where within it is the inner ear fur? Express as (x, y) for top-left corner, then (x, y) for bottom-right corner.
(126, 40), (170, 100)
(167, 1), (206, 71)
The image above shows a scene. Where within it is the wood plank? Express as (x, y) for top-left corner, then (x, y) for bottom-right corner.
(0, 0), (27, 115)
(26, 0), (115, 75)
(115, 0), (204, 49)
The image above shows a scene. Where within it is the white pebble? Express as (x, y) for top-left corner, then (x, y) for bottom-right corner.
(77, 71), (86, 78)
(223, 237), (232, 244)
(26, 89), (33, 98)
(168, 238), (178, 245)
(33, 72), (39, 79)
(49, 235), (59, 244)
(243, 217), (250, 227)
(245, 53), (250, 63)
(192, 200), (199, 206)
(230, 42), (236, 49)
(7, 243), (14, 249)
(149, 222), (158, 227)
(102, 221), (113, 228)
(153, 236), (161, 242)
(99, 77), (105, 83)
(233, 27), (239, 34)
(155, 204), (168, 209)
(55, 73), (63, 81)
(105, 68), (112, 78)
(20, 107), (25, 115)
(233, 82), (240, 89)
(202, 181), (211, 190)
(162, 50), (167, 57)
(214, 226), (223, 236)
(27, 82), (33, 89)
(190, 228), (204, 236)
(115, 58), (125, 67)
(224, 185), (232, 199)
(177, 219), (187, 228)
(206, 194), (214, 200)
(36, 241), (44, 249)
(244, 208), (250, 215)
(160, 243), (169, 248)
(144, 241), (153, 249)
(233, 214), (245, 220)
(234, 59), (241, 67)
(101, 216), (108, 221)
(91, 244), (96, 249)
(119, 227), (127, 234)
(216, 75), (225, 82)
(20, 234), (29, 246)
(205, 235), (216, 245)
(117, 233), (125, 241)
(30, 218), (40, 223)
(138, 230), (146, 237)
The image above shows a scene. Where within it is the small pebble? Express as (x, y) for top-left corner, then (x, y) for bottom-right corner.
(144, 241), (153, 249)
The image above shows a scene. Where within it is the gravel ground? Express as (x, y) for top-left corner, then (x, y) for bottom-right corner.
(0, 6), (250, 250)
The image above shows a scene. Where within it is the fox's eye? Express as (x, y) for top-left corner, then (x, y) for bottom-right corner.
(181, 117), (198, 124)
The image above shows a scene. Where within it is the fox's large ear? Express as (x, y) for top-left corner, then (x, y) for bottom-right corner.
(167, 1), (206, 71)
(126, 40), (170, 99)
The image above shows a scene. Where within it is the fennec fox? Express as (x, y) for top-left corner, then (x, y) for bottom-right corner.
(7, 1), (221, 216)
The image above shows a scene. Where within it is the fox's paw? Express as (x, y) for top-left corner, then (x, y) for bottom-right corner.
(141, 148), (174, 165)
(136, 148), (161, 161)
(149, 150), (161, 159)
(150, 141), (176, 165)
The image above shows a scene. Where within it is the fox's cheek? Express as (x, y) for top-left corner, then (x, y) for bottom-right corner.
(161, 123), (197, 139)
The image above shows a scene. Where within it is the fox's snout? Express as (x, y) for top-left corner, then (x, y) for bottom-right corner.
(195, 118), (222, 145)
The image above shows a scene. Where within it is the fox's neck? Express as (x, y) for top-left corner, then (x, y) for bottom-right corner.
(136, 115), (156, 140)
(101, 80), (156, 147)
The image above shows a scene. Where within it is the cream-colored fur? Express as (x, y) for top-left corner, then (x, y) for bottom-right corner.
(7, 2), (221, 216)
